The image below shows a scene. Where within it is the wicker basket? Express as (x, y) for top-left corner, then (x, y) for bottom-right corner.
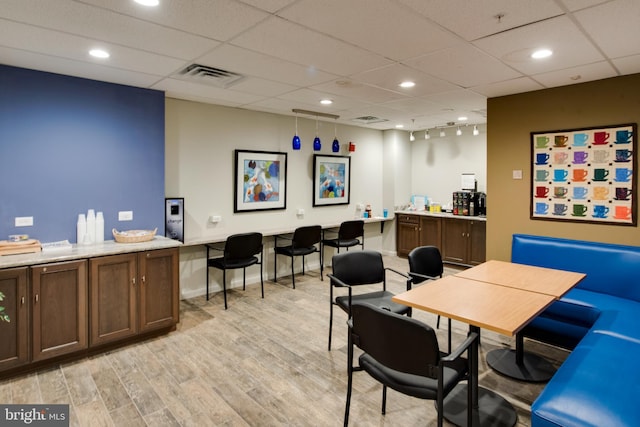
(112, 228), (157, 243)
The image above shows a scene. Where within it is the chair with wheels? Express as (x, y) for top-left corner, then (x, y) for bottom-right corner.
(407, 245), (451, 352)
(344, 302), (477, 427)
(273, 225), (322, 289)
(321, 220), (364, 278)
(327, 250), (409, 350)
(206, 232), (264, 309)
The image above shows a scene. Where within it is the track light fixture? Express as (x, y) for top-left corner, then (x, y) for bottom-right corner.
(425, 130), (430, 140)
(473, 125), (479, 136)
(456, 127), (462, 136)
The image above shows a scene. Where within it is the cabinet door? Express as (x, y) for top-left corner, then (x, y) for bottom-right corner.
(420, 216), (442, 249)
(31, 260), (88, 362)
(138, 248), (179, 333)
(468, 221), (487, 266)
(0, 267), (29, 371)
(441, 219), (468, 265)
(90, 254), (138, 346)
(396, 215), (420, 257)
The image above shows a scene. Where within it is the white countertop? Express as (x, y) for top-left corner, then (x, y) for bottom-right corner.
(395, 210), (487, 221)
(0, 236), (182, 269)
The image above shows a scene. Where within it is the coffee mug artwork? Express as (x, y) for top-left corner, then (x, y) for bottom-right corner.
(531, 123), (636, 225)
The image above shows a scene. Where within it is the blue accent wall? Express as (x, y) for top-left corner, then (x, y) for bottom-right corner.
(0, 65), (165, 243)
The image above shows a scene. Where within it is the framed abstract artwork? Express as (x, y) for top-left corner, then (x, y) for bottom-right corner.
(530, 123), (636, 225)
(234, 150), (287, 212)
(313, 154), (351, 206)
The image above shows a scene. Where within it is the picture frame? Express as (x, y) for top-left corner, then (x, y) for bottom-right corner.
(530, 123), (636, 226)
(313, 154), (351, 206)
(234, 150), (287, 212)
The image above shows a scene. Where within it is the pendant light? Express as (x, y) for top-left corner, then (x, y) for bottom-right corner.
(292, 113), (301, 150)
(313, 116), (321, 151)
(332, 118), (340, 152)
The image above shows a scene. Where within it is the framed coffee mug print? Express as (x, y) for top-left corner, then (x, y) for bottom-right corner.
(531, 123), (637, 226)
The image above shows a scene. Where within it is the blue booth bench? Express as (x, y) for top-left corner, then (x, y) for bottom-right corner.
(511, 234), (640, 427)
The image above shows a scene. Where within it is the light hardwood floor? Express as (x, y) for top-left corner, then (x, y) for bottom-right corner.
(0, 255), (569, 426)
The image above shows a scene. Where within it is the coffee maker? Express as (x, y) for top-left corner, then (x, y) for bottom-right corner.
(452, 191), (486, 216)
(477, 192), (487, 216)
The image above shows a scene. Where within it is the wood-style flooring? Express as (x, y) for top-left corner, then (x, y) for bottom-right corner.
(0, 255), (570, 426)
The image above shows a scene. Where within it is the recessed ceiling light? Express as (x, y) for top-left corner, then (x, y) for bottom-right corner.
(134, 0), (159, 6)
(399, 81), (415, 88)
(458, 116), (468, 121)
(531, 49), (553, 59)
(320, 99), (333, 105)
(89, 49), (110, 59)
(396, 124), (404, 128)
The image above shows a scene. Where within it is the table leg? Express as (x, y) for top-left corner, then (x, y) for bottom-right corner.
(486, 332), (556, 382)
(442, 326), (517, 427)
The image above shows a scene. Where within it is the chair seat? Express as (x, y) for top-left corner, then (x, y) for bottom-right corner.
(323, 238), (360, 248)
(274, 245), (318, 257)
(360, 353), (468, 400)
(208, 256), (258, 270)
(336, 291), (410, 315)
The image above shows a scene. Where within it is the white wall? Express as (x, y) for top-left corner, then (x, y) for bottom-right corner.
(166, 98), (392, 298)
(410, 124), (487, 207)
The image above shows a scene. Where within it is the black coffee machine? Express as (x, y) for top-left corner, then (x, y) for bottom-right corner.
(453, 191), (486, 216)
(477, 192), (487, 216)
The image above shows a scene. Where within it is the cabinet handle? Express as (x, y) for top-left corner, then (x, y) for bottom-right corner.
(21, 296), (25, 305)
(132, 277), (136, 286)
(34, 294), (39, 303)
(43, 267), (47, 273)
(141, 275), (146, 285)
(146, 253), (150, 258)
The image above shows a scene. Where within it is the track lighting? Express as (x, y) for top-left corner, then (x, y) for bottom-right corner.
(440, 129), (446, 138)
(425, 130), (430, 140)
(456, 127), (462, 136)
(473, 125), (479, 136)
(409, 119), (415, 141)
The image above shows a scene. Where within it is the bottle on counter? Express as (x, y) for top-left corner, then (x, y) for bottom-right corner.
(365, 204), (372, 218)
(76, 214), (87, 245)
(86, 209), (96, 244)
(95, 211), (104, 243)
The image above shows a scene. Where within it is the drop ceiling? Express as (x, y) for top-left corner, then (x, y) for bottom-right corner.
(1, 0), (639, 130)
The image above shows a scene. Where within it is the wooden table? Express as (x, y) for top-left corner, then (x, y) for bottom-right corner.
(393, 275), (556, 427)
(456, 260), (585, 382)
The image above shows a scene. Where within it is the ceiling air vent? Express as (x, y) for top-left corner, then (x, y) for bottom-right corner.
(351, 116), (389, 125)
(175, 64), (244, 88)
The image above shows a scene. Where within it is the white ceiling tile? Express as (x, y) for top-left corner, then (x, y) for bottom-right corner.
(0, 20), (186, 75)
(79, 0), (269, 41)
(310, 80), (408, 104)
(352, 64), (461, 96)
(230, 77), (297, 98)
(239, 0), (302, 13)
(471, 77), (544, 98)
(230, 16), (393, 76)
(406, 43), (522, 87)
(278, 0), (460, 61)
(0, 0), (220, 60)
(612, 54), (640, 75)
(473, 15), (605, 74)
(423, 90), (487, 112)
(195, 44), (338, 87)
(559, 0), (613, 12)
(532, 61), (618, 88)
(277, 88), (369, 112)
(397, 0), (564, 41)
(153, 77), (265, 105)
(574, 0), (640, 59)
(0, 46), (163, 88)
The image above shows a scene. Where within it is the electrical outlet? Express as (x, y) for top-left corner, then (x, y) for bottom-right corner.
(208, 215), (221, 223)
(15, 216), (33, 227)
(118, 211), (133, 221)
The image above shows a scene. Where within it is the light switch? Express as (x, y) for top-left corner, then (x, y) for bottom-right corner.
(15, 216), (33, 227)
(512, 170), (523, 180)
(118, 211), (133, 221)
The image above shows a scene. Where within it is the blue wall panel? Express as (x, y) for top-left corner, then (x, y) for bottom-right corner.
(0, 65), (165, 243)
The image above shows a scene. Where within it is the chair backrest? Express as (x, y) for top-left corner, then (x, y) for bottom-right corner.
(338, 220), (364, 240)
(224, 232), (263, 261)
(351, 303), (441, 378)
(407, 246), (443, 285)
(292, 225), (321, 249)
(331, 250), (384, 286)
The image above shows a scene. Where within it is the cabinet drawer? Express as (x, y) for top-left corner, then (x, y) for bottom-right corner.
(397, 214), (419, 224)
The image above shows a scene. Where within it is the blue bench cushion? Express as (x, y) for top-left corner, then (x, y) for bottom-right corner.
(531, 332), (640, 427)
(512, 234), (640, 303)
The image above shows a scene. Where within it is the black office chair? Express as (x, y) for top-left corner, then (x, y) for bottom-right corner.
(344, 303), (477, 427)
(273, 225), (322, 289)
(327, 250), (410, 350)
(206, 232), (264, 310)
(321, 220), (364, 279)
(407, 246), (451, 352)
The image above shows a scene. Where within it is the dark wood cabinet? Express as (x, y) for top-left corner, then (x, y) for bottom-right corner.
(138, 248), (179, 333)
(90, 254), (138, 346)
(420, 216), (442, 248)
(0, 267), (29, 371)
(31, 260), (88, 362)
(396, 214), (420, 257)
(90, 248), (179, 346)
(442, 219), (486, 266)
